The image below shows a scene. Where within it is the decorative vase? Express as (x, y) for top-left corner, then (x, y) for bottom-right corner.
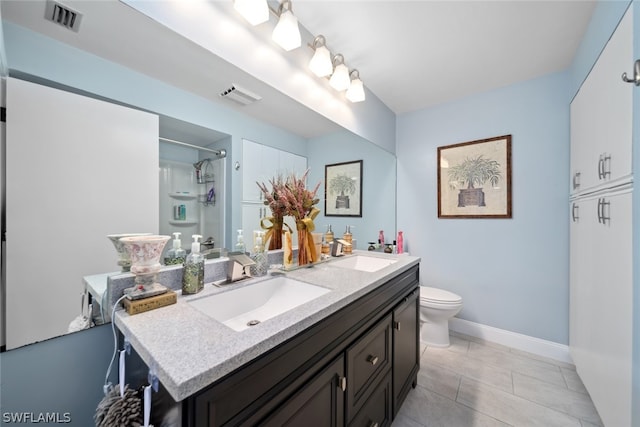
(107, 233), (152, 272)
(296, 221), (318, 267)
(268, 215), (284, 250)
(119, 235), (171, 300)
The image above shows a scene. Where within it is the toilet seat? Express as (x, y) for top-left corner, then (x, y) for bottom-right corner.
(420, 286), (462, 305)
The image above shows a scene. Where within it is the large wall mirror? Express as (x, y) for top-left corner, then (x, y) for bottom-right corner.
(0, 0), (396, 350)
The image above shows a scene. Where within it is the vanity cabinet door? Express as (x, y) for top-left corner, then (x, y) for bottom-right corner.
(392, 289), (419, 416)
(260, 355), (345, 427)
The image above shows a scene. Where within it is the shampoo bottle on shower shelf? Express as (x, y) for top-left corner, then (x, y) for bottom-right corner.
(182, 234), (204, 295)
(165, 232), (186, 265)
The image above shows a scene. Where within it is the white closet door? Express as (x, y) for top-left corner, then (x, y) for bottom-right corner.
(570, 7), (633, 192)
(5, 78), (159, 349)
(569, 192), (632, 427)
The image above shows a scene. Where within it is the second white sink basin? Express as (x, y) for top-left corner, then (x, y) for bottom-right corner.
(329, 255), (397, 272)
(188, 276), (330, 331)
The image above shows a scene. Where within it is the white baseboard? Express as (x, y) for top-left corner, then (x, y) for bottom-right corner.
(449, 318), (574, 365)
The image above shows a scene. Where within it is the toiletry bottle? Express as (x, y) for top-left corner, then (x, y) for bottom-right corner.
(325, 225), (334, 243)
(182, 234), (204, 294)
(250, 232), (268, 277)
(321, 234), (330, 256)
(378, 230), (385, 248)
(343, 226), (353, 255)
(397, 231), (404, 254)
(165, 232), (186, 265)
(235, 229), (246, 254)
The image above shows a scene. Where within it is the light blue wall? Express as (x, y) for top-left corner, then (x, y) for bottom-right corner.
(0, 325), (116, 426)
(307, 131), (396, 248)
(397, 71), (571, 344)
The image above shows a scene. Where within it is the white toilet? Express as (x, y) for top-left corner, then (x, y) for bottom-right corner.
(419, 286), (463, 347)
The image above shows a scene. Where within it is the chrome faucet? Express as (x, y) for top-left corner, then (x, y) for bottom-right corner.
(227, 253), (256, 282)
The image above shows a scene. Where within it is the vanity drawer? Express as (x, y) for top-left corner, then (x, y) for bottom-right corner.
(348, 372), (392, 427)
(346, 313), (392, 422)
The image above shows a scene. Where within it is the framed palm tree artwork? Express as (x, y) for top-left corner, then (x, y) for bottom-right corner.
(325, 160), (363, 217)
(438, 135), (512, 218)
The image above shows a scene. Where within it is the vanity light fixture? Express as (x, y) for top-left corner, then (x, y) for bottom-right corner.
(272, 0), (301, 51)
(308, 35), (333, 77)
(345, 69), (365, 103)
(233, 0), (269, 25)
(329, 54), (351, 91)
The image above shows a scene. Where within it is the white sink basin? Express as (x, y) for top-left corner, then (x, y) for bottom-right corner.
(188, 277), (330, 331)
(329, 255), (397, 272)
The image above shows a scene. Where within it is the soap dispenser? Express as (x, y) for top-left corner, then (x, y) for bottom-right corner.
(250, 231), (268, 277)
(165, 232), (186, 265)
(182, 234), (204, 295)
(343, 226), (353, 254)
(235, 229), (246, 254)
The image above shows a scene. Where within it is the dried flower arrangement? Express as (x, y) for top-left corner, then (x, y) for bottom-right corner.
(257, 169), (321, 265)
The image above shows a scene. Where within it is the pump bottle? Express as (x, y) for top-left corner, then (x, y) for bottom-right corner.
(165, 232), (186, 265)
(182, 234), (204, 294)
(250, 232), (268, 277)
(235, 229), (246, 254)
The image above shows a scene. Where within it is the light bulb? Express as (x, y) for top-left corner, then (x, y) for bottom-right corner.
(346, 77), (365, 102)
(234, 0), (269, 26)
(309, 45), (332, 77)
(330, 63), (350, 91)
(272, 9), (301, 51)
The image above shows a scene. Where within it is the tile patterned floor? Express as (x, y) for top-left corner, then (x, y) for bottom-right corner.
(393, 332), (602, 427)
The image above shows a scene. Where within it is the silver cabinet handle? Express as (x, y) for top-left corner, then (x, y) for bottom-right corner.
(339, 377), (347, 392)
(393, 321), (401, 331)
(572, 203), (579, 222)
(367, 422), (379, 427)
(598, 153), (611, 180)
(572, 172), (581, 190)
(367, 355), (379, 365)
(597, 198), (610, 225)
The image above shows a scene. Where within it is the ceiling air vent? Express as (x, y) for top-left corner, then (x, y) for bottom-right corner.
(45, 0), (82, 32)
(219, 84), (262, 106)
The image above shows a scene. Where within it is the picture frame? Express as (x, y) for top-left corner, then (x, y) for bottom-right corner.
(325, 160), (363, 217)
(437, 135), (512, 218)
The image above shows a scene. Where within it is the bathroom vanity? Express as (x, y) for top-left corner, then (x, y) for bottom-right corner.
(115, 252), (420, 426)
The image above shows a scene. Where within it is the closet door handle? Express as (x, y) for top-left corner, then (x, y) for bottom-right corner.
(597, 198), (603, 223)
(572, 203), (579, 222)
(598, 156), (604, 180)
(367, 355), (379, 366)
(572, 172), (581, 190)
(597, 198), (611, 225)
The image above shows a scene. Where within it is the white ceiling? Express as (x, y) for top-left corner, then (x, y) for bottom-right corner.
(1, 0), (596, 138)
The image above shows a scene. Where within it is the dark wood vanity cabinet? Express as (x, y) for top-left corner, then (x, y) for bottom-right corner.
(392, 289), (420, 416)
(183, 265), (419, 427)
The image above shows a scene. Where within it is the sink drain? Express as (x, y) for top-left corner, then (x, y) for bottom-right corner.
(247, 320), (261, 327)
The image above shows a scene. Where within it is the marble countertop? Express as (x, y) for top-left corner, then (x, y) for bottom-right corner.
(115, 251), (420, 402)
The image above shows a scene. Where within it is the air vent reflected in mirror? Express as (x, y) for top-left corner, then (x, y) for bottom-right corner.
(45, 0), (82, 32)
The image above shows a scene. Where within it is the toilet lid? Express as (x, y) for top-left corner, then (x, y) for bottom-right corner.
(420, 286), (462, 304)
